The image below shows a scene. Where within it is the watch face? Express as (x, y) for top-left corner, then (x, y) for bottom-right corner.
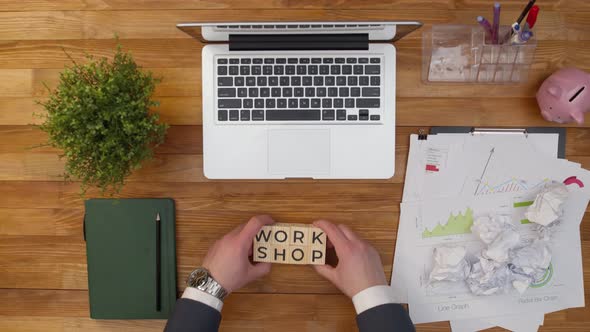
(194, 269), (209, 287)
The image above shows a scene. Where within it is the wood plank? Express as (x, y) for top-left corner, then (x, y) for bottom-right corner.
(0, 10), (587, 41)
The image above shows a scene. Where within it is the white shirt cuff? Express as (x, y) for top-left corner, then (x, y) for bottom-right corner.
(352, 285), (395, 315)
(182, 287), (224, 312)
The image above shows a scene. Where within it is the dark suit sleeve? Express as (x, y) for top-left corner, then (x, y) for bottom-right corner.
(356, 303), (415, 332)
(164, 298), (221, 332)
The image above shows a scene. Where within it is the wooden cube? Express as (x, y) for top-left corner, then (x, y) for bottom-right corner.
(253, 223), (326, 265)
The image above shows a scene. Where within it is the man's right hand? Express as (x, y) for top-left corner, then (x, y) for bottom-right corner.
(312, 219), (388, 298)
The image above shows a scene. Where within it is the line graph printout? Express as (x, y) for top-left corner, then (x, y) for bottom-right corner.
(396, 195), (586, 324)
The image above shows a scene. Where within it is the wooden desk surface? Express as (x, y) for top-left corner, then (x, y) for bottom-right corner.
(0, 1), (589, 331)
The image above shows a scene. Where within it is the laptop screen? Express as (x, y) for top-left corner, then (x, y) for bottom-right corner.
(177, 21), (422, 43)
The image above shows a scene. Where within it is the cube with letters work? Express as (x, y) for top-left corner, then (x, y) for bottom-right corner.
(253, 223), (326, 265)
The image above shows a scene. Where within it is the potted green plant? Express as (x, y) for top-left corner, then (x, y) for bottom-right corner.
(37, 44), (168, 194)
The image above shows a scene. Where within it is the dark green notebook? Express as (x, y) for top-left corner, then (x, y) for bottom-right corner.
(84, 198), (177, 319)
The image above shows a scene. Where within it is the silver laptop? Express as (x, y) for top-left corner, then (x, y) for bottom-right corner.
(177, 21), (422, 179)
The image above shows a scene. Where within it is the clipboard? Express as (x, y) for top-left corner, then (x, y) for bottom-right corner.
(426, 127), (566, 159)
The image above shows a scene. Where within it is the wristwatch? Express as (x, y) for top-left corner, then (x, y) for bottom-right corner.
(186, 267), (228, 301)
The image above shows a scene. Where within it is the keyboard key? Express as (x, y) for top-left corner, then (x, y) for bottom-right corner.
(234, 77), (244, 86)
(229, 65), (239, 75)
(302, 76), (312, 86)
(257, 76), (267, 86)
(263, 65), (273, 75)
(362, 87), (380, 97)
(305, 87), (315, 97)
(345, 98), (355, 108)
(314, 76), (324, 86)
(229, 58), (239, 64)
(294, 87), (304, 97)
(323, 58), (333, 63)
(240, 58), (251, 64)
(325, 76), (335, 86)
(286, 65), (295, 75)
(288, 99), (298, 108)
(274, 66), (284, 75)
(370, 115), (380, 121)
(346, 58), (357, 63)
(300, 58), (310, 64)
(288, 58), (298, 64)
(300, 98), (309, 107)
(218, 88), (236, 97)
(365, 65), (380, 75)
(238, 88), (247, 97)
(291, 76), (301, 86)
(322, 99), (332, 108)
(311, 58), (322, 63)
(276, 58), (286, 64)
(217, 58), (228, 64)
(347, 114), (358, 120)
(246, 77), (256, 86)
(337, 109), (347, 120)
(267, 109), (320, 121)
(328, 87), (337, 97)
(348, 76), (358, 86)
(297, 65), (306, 75)
(260, 88), (270, 97)
(358, 98), (379, 108)
(308, 65), (318, 75)
(249, 88), (258, 97)
(243, 99), (253, 108)
(252, 110), (264, 121)
(359, 114), (369, 121)
(229, 109), (239, 121)
(342, 65), (352, 75)
(370, 58), (381, 63)
(217, 66), (227, 75)
(320, 65), (329, 75)
(218, 110), (228, 121)
(277, 99), (287, 108)
(331, 65), (340, 75)
(351, 87), (361, 97)
(264, 58), (275, 64)
(252, 66), (262, 75)
(240, 66), (250, 75)
(335, 58), (345, 63)
(370, 76), (380, 86)
(282, 87), (292, 97)
(269, 76), (278, 86)
(339, 87), (349, 97)
(280, 77), (289, 86)
(218, 99), (241, 108)
(271, 88), (281, 97)
(218, 77), (232, 86)
(266, 99), (276, 108)
(359, 76), (369, 86)
(336, 76), (346, 86)
(311, 98), (321, 108)
(322, 109), (335, 120)
(253, 58), (263, 64)
(334, 98), (343, 108)
(317, 87), (326, 97)
(359, 58), (369, 63)
(359, 109), (369, 117)
(241, 109), (250, 121)
(353, 65), (363, 74)
(255, 99), (264, 108)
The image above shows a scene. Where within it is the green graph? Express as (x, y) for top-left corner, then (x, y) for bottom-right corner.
(422, 208), (474, 238)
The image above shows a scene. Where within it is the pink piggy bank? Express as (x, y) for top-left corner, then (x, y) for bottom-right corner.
(536, 68), (590, 124)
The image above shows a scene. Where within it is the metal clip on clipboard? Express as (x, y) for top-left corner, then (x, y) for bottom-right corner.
(471, 128), (528, 137)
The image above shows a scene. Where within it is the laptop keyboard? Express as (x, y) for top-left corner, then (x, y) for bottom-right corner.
(215, 56), (383, 123)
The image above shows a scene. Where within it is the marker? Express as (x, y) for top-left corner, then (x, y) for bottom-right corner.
(516, 0), (537, 25)
(477, 16), (494, 39)
(492, 2), (501, 44)
(526, 5), (540, 29)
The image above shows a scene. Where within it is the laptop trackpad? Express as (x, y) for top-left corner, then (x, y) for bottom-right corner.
(268, 129), (330, 175)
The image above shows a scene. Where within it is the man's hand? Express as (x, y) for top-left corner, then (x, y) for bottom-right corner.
(202, 215), (274, 294)
(312, 219), (387, 298)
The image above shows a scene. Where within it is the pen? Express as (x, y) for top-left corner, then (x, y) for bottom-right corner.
(526, 5), (540, 29)
(477, 16), (494, 40)
(156, 212), (161, 312)
(492, 2), (501, 44)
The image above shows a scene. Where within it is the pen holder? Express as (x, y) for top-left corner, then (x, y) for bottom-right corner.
(422, 24), (537, 83)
